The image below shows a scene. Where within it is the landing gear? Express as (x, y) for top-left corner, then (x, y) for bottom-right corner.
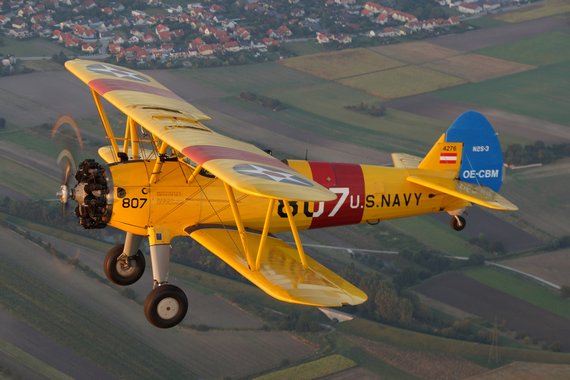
(104, 244), (145, 286)
(450, 215), (466, 231)
(144, 284), (188, 329)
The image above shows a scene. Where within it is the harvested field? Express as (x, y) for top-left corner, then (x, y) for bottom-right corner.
(501, 249), (570, 288)
(495, 0), (570, 23)
(345, 335), (487, 380)
(280, 48), (404, 80)
(371, 41), (460, 64)
(424, 54), (534, 83)
(338, 66), (465, 99)
(416, 272), (570, 350)
(467, 361), (570, 380)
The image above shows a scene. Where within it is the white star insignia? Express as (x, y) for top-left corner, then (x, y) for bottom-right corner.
(87, 64), (149, 82)
(234, 164), (312, 187)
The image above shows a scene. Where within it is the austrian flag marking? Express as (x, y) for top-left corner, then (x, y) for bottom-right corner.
(440, 152), (457, 164)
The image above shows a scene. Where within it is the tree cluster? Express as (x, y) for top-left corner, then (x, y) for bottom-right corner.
(52, 51), (70, 66)
(504, 141), (570, 166)
(469, 234), (506, 255)
(239, 91), (287, 111)
(345, 102), (386, 117)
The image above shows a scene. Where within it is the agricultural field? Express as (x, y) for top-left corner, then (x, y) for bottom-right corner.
(415, 271), (570, 351)
(281, 48), (404, 80)
(424, 54), (533, 82)
(469, 361), (570, 380)
(500, 159), (570, 238)
(495, 0), (570, 23)
(371, 41), (459, 64)
(501, 249), (570, 287)
(435, 61), (570, 126)
(0, 37), (74, 58)
(464, 267), (570, 321)
(476, 32), (570, 66)
(339, 317), (570, 365)
(254, 354), (356, 380)
(0, 224), (318, 379)
(338, 65), (465, 99)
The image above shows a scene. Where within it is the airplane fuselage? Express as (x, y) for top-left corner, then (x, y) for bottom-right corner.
(101, 159), (465, 243)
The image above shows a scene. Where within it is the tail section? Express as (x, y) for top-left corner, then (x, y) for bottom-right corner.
(419, 111), (504, 192)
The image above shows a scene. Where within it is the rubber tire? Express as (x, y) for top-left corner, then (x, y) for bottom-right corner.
(104, 244), (145, 286)
(144, 284), (188, 329)
(450, 215), (466, 231)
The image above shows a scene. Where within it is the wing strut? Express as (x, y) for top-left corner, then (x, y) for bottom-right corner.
(91, 89), (119, 159)
(128, 117), (140, 159)
(223, 183), (254, 269)
(283, 200), (309, 269)
(255, 198), (275, 270)
(150, 141), (168, 184)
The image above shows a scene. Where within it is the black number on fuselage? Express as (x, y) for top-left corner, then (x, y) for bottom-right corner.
(121, 198), (147, 208)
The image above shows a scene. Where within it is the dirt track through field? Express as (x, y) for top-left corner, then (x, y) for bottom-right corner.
(416, 272), (570, 350)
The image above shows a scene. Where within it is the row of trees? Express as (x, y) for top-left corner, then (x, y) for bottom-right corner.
(504, 141), (570, 166)
(345, 102), (387, 117)
(239, 91), (288, 111)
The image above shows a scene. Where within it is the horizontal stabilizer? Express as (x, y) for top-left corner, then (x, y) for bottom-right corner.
(407, 175), (518, 211)
(189, 227), (367, 307)
(392, 153), (422, 169)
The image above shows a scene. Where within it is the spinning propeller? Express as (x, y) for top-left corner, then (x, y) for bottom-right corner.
(52, 115), (82, 215)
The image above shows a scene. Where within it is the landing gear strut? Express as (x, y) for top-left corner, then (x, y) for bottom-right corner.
(143, 243), (189, 328)
(450, 215), (466, 231)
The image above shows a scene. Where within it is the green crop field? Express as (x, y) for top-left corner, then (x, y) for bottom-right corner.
(435, 61), (570, 126)
(476, 32), (570, 66)
(501, 160), (570, 238)
(388, 216), (481, 257)
(254, 354), (356, 380)
(281, 48), (404, 80)
(339, 318), (570, 365)
(496, 0), (570, 23)
(339, 66), (465, 99)
(0, 37), (74, 57)
(464, 266), (570, 320)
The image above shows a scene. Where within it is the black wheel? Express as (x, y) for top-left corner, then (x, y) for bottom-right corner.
(144, 285), (188, 329)
(450, 215), (466, 231)
(104, 244), (145, 286)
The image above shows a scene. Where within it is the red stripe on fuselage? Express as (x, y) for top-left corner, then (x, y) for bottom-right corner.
(308, 162), (365, 229)
(88, 78), (184, 101)
(182, 145), (290, 169)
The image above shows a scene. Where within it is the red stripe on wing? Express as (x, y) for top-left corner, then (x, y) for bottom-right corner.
(181, 145), (290, 169)
(88, 78), (184, 101)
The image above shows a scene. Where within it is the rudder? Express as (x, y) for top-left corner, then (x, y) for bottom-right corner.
(446, 111), (504, 192)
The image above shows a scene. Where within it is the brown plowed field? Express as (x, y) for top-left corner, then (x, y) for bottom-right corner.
(345, 335), (487, 380)
(502, 249), (570, 287)
(416, 272), (570, 350)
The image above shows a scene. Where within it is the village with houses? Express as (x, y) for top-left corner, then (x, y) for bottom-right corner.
(0, 0), (526, 69)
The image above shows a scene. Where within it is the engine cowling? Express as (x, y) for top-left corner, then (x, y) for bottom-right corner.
(73, 159), (113, 229)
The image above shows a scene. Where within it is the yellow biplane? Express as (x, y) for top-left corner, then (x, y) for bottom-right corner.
(61, 59), (517, 328)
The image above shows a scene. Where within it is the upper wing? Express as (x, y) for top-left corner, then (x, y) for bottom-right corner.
(188, 226), (367, 307)
(407, 175), (518, 211)
(65, 59), (335, 202)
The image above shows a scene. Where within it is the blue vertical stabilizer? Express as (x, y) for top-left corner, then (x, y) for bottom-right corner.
(446, 111), (504, 191)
